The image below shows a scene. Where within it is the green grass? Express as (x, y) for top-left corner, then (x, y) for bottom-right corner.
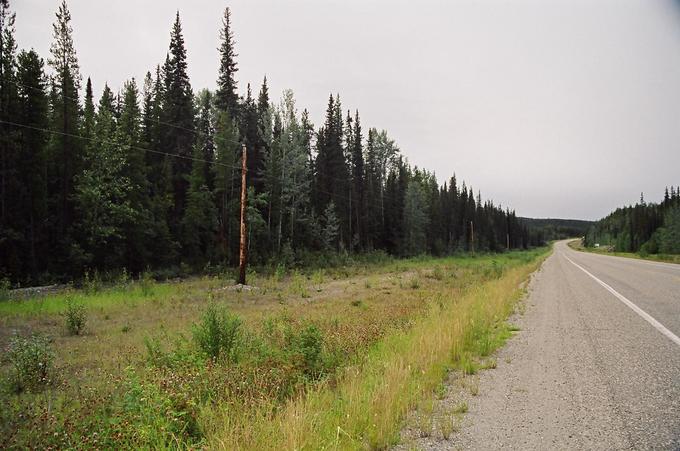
(0, 247), (550, 449)
(0, 283), (177, 317)
(568, 239), (680, 264)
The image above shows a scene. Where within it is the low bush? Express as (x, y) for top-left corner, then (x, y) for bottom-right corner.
(4, 335), (55, 393)
(0, 278), (10, 301)
(64, 297), (87, 335)
(138, 270), (155, 297)
(82, 269), (102, 294)
(192, 304), (242, 362)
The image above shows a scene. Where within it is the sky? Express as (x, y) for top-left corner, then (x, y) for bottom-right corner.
(13, 0), (680, 220)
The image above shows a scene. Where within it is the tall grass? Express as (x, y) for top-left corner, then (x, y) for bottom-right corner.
(209, 249), (548, 449)
(0, 283), (176, 317)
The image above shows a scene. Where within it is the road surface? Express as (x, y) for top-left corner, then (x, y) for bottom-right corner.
(452, 240), (680, 450)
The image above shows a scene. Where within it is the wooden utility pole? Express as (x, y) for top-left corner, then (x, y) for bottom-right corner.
(238, 144), (248, 285)
(470, 220), (475, 254)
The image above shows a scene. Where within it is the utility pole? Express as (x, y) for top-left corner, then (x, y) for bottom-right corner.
(238, 144), (248, 285)
(470, 220), (475, 255)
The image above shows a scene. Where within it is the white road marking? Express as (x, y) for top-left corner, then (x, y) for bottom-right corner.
(564, 254), (680, 348)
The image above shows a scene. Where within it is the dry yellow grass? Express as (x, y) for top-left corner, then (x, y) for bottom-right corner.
(208, 252), (547, 449)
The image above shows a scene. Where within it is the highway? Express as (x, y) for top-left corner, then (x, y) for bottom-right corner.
(453, 240), (680, 449)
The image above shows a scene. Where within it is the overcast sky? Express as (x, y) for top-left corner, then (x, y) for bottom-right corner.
(13, 0), (680, 220)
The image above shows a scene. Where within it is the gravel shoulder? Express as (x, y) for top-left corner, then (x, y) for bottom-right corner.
(397, 241), (680, 450)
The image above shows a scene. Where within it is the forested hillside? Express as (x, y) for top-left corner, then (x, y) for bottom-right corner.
(584, 187), (680, 254)
(0, 1), (540, 286)
(520, 217), (593, 241)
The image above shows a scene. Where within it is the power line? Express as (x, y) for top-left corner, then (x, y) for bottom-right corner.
(0, 118), (360, 206)
(7, 81), (502, 209)
(0, 118), (239, 171)
(10, 78), (242, 147)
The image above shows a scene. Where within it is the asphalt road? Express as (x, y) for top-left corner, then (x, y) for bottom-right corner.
(452, 240), (680, 450)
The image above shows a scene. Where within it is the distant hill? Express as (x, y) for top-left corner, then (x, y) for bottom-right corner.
(519, 217), (594, 241)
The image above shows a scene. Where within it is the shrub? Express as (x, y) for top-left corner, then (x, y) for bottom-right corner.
(193, 304), (242, 362)
(83, 269), (102, 294)
(296, 325), (324, 378)
(4, 335), (55, 393)
(0, 277), (10, 301)
(64, 297), (87, 335)
(274, 263), (286, 282)
(138, 270), (155, 297)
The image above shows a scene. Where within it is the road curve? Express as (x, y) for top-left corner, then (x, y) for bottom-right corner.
(451, 240), (680, 450)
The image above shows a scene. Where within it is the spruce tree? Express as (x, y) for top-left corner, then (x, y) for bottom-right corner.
(118, 78), (152, 271)
(73, 85), (133, 270)
(350, 110), (364, 249)
(181, 112), (218, 266)
(15, 50), (49, 280)
(163, 12), (195, 238)
(82, 77), (94, 140)
(0, 0), (20, 278)
(195, 89), (216, 192)
(213, 110), (240, 262)
(315, 94), (349, 246)
(240, 84), (259, 186)
(48, 0), (83, 263)
(215, 7), (239, 117)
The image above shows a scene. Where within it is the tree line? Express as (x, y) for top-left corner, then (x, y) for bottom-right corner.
(584, 187), (680, 254)
(0, 1), (541, 285)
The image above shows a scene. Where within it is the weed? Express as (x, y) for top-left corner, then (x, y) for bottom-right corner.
(311, 269), (325, 291)
(409, 276), (421, 289)
(453, 401), (468, 414)
(274, 263), (286, 282)
(350, 299), (363, 307)
(83, 269), (102, 294)
(4, 335), (55, 393)
(467, 378), (480, 396)
(460, 353), (478, 375)
(416, 399), (434, 437)
(192, 304), (242, 362)
(138, 270), (155, 297)
(118, 267), (131, 286)
(291, 270), (310, 298)
(480, 358), (497, 370)
(63, 297), (87, 335)
(121, 324), (131, 333)
(144, 335), (167, 366)
(439, 412), (459, 440)
(0, 277), (10, 301)
(431, 266), (444, 280)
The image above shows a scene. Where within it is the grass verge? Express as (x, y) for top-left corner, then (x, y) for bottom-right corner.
(0, 248), (549, 449)
(209, 248), (549, 449)
(568, 239), (680, 265)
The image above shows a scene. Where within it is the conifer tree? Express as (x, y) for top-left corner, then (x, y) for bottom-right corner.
(315, 94), (349, 246)
(82, 77), (94, 140)
(118, 78), (152, 271)
(15, 50), (49, 279)
(403, 180), (429, 256)
(181, 117), (218, 266)
(195, 89), (216, 191)
(215, 7), (239, 117)
(0, 0), (20, 277)
(213, 110), (240, 262)
(73, 85), (133, 270)
(350, 110), (364, 249)
(163, 12), (195, 237)
(48, 0), (83, 254)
